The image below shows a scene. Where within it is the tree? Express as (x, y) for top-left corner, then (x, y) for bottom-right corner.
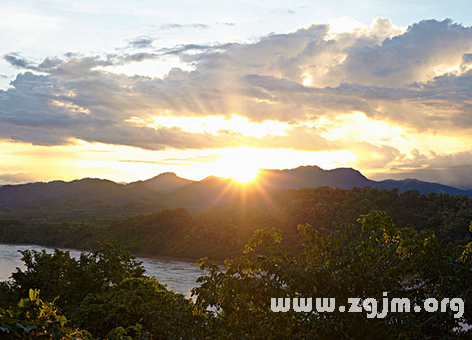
(193, 211), (472, 339)
(74, 277), (209, 339)
(2, 241), (144, 314)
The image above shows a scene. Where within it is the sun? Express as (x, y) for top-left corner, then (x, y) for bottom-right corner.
(210, 147), (261, 184)
(231, 167), (260, 184)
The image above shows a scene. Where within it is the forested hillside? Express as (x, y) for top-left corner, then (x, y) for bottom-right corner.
(1, 187), (471, 259)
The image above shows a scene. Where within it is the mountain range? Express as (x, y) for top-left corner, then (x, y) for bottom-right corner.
(0, 166), (470, 211)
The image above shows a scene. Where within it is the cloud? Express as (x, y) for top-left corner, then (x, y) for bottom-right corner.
(128, 37), (154, 49)
(3, 53), (37, 70)
(159, 23), (209, 30)
(119, 154), (221, 166)
(1, 18), (472, 185)
(371, 151), (472, 189)
(0, 172), (35, 185)
(216, 22), (236, 26)
(343, 19), (472, 86)
(0, 70), (336, 150)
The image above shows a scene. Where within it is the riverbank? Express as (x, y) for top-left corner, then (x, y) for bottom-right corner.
(0, 240), (227, 266)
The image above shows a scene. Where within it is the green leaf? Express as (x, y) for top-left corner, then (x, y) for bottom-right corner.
(29, 288), (39, 302)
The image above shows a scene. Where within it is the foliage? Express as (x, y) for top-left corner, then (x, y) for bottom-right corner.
(193, 211), (472, 339)
(0, 289), (91, 340)
(74, 277), (209, 339)
(1, 187), (472, 260)
(108, 208), (193, 255)
(0, 206), (471, 339)
(1, 241), (144, 313)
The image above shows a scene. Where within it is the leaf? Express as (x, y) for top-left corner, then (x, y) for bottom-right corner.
(29, 289), (39, 302)
(58, 315), (67, 327)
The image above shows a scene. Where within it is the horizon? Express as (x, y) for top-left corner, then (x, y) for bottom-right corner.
(2, 1), (472, 189)
(2, 164), (472, 192)
(0, 164), (356, 185)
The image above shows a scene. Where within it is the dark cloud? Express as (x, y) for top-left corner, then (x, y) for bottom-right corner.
(0, 109), (75, 128)
(0, 71), (336, 150)
(121, 52), (158, 62)
(343, 19), (472, 86)
(4, 53), (37, 70)
(159, 43), (231, 56)
(128, 37), (154, 49)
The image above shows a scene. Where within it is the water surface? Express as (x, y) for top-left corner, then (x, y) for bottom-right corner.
(0, 243), (204, 297)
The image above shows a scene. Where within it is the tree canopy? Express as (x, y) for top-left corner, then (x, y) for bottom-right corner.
(1, 210), (471, 339)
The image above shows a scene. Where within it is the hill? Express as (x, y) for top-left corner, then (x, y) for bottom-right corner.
(0, 166), (470, 210)
(127, 172), (194, 194)
(0, 178), (161, 208)
(165, 166), (472, 210)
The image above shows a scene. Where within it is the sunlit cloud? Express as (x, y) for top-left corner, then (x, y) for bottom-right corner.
(138, 114), (289, 138)
(314, 111), (406, 144)
(95, 55), (195, 79)
(50, 100), (90, 114)
(302, 73), (312, 86)
(328, 16), (366, 34)
(2, 17), (472, 186)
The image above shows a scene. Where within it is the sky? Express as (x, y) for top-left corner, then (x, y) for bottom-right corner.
(1, 0), (472, 188)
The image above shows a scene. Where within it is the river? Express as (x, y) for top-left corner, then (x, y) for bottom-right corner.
(0, 243), (205, 298)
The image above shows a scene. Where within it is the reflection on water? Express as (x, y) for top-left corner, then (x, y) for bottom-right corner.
(0, 243), (204, 298)
(139, 256), (204, 297)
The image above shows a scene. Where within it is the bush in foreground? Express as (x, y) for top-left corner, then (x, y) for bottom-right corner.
(0, 289), (91, 340)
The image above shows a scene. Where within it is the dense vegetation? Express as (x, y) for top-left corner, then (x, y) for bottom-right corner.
(0, 187), (471, 259)
(0, 211), (471, 339)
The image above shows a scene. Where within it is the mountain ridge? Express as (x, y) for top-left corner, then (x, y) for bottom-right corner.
(126, 172), (194, 194)
(0, 166), (470, 209)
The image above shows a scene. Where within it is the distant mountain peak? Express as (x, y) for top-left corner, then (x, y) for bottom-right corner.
(327, 167), (368, 179)
(127, 172), (194, 194)
(200, 175), (227, 182)
(154, 172), (178, 178)
(71, 177), (114, 183)
(257, 165), (371, 190)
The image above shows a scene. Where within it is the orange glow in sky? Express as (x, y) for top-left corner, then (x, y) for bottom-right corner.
(2, 15), (472, 187)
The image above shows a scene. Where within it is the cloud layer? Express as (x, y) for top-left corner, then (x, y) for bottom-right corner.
(1, 18), (472, 185)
